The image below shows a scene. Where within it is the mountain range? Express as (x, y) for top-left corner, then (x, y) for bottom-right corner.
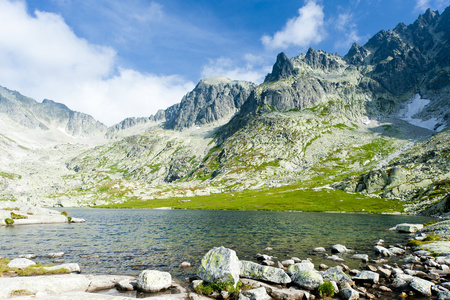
(0, 7), (449, 216)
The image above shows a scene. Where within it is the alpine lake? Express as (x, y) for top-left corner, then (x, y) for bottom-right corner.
(1, 209), (434, 286)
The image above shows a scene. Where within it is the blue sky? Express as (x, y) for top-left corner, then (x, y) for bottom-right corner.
(0, 0), (448, 125)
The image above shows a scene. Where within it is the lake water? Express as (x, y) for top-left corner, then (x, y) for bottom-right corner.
(0, 208), (433, 283)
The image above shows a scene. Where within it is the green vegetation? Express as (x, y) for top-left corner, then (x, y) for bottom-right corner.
(0, 258), (69, 277)
(318, 281), (335, 298)
(4, 218), (14, 225)
(407, 234), (444, 247)
(1, 207), (19, 211)
(194, 281), (243, 296)
(10, 212), (27, 220)
(0, 171), (21, 180)
(98, 182), (403, 213)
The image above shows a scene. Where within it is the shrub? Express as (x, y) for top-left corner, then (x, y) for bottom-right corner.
(10, 212), (27, 220)
(318, 281), (335, 298)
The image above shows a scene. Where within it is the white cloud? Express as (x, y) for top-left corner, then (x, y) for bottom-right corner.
(415, 0), (448, 12)
(261, 0), (325, 50)
(201, 55), (271, 84)
(0, 0), (194, 126)
(333, 13), (362, 50)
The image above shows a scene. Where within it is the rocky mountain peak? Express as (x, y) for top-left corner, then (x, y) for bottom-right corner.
(344, 43), (371, 65)
(264, 52), (298, 83)
(163, 77), (256, 130)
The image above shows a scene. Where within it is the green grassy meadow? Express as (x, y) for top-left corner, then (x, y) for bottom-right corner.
(98, 184), (404, 213)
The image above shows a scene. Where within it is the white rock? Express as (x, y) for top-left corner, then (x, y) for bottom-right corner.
(396, 223), (424, 233)
(239, 261), (291, 284)
(313, 247), (326, 252)
(47, 252), (65, 258)
(137, 270), (172, 292)
(44, 263), (81, 273)
(331, 244), (350, 253)
(410, 277), (435, 297)
(8, 258), (36, 269)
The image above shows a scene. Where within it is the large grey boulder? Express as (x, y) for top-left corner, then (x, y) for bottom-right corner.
(136, 270), (172, 292)
(410, 277), (435, 297)
(239, 261), (291, 284)
(320, 266), (351, 283)
(197, 247), (240, 286)
(238, 287), (271, 300)
(286, 261), (315, 275)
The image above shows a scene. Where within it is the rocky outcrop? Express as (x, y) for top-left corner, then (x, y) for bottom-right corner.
(163, 77), (255, 130)
(0, 86), (106, 137)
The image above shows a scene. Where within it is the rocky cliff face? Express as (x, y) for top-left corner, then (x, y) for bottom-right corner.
(162, 77), (255, 130)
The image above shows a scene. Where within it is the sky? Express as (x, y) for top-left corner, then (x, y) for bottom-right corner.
(0, 0), (448, 126)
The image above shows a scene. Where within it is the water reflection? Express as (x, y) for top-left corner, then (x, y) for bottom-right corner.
(0, 208), (433, 281)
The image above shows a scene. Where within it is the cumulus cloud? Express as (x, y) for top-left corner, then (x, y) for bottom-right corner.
(201, 55), (272, 84)
(261, 0), (325, 50)
(0, 0), (194, 125)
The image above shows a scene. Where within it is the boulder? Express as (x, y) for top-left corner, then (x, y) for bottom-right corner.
(353, 271), (379, 284)
(281, 259), (295, 267)
(18, 254), (36, 259)
(289, 264), (323, 290)
(179, 262), (191, 268)
(388, 247), (406, 255)
(373, 246), (393, 257)
(287, 262), (315, 275)
(239, 261), (291, 284)
(403, 254), (420, 263)
(396, 223), (424, 233)
(238, 287), (270, 300)
(116, 279), (137, 291)
(351, 254), (369, 263)
(410, 277), (435, 297)
(136, 270), (172, 292)
(320, 266), (351, 283)
(340, 284), (359, 300)
(197, 247), (240, 286)
(270, 287), (305, 300)
(86, 275), (136, 292)
(8, 258), (36, 269)
(331, 244), (350, 253)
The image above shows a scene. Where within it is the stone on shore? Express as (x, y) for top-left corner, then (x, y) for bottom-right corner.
(417, 241), (450, 256)
(395, 223), (424, 233)
(238, 287), (271, 300)
(136, 270), (172, 292)
(339, 282), (359, 300)
(7, 258), (36, 269)
(289, 267), (323, 290)
(320, 266), (351, 283)
(239, 260), (291, 284)
(353, 270), (379, 284)
(409, 277), (435, 297)
(197, 246), (240, 286)
(373, 245), (393, 257)
(313, 247), (326, 252)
